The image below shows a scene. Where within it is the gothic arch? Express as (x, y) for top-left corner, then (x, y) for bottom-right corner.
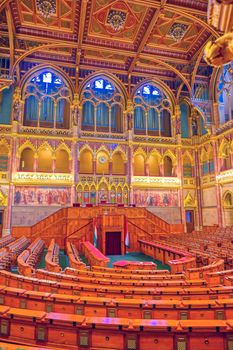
(79, 71), (128, 106)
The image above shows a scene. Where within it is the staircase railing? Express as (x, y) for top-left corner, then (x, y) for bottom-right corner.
(127, 219), (153, 241)
(64, 220), (93, 247)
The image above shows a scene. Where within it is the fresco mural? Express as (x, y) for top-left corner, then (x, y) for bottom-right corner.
(133, 189), (179, 207)
(14, 186), (71, 206)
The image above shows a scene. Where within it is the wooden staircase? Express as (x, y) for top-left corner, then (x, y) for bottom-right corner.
(11, 206), (184, 250)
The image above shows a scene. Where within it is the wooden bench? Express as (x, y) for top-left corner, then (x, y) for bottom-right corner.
(45, 239), (61, 273)
(80, 241), (109, 267)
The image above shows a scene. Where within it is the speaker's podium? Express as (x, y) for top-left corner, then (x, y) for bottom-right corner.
(98, 213), (125, 256)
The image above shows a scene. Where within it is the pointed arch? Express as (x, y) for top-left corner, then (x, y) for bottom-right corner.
(79, 71), (128, 106)
(56, 142), (71, 159)
(133, 146), (147, 159)
(55, 144), (70, 173)
(37, 142), (53, 172)
(37, 141), (54, 154)
(96, 145), (110, 157)
(218, 138), (230, 158)
(79, 147), (93, 174)
(20, 64), (75, 97)
(17, 140), (36, 158)
(184, 192), (197, 207)
(163, 150), (177, 165)
(223, 191), (233, 208)
(112, 151), (125, 175)
(112, 146), (127, 162)
(79, 144), (94, 157)
(0, 139), (10, 154)
(182, 150), (194, 165)
(132, 78), (176, 110)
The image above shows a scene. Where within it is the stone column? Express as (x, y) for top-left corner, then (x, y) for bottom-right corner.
(128, 143), (134, 204)
(109, 160), (113, 176)
(2, 135), (17, 235)
(213, 141), (223, 226)
(194, 148), (203, 230)
(72, 141), (78, 205)
(33, 154), (38, 172)
(145, 161), (150, 176)
(177, 146), (186, 231)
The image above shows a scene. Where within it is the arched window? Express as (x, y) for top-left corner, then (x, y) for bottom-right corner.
(217, 64), (233, 125)
(180, 102), (190, 138)
(23, 71), (71, 129)
(81, 77), (124, 133)
(0, 86), (13, 124)
(134, 83), (172, 136)
(20, 148), (34, 172)
(164, 156), (173, 176)
(224, 192), (233, 207)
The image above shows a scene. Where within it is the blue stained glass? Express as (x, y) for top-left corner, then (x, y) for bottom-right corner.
(95, 79), (103, 89)
(143, 86), (150, 95)
(43, 73), (52, 83)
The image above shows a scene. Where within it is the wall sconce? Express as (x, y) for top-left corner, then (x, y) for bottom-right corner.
(204, 339), (209, 345)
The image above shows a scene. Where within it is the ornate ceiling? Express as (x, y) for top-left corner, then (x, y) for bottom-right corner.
(0, 0), (219, 96)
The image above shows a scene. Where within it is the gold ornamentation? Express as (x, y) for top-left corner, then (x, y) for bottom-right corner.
(132, 176), (181, 188)
(184, 192), (196, 207)
(13, 172), (73, 185)
(0, 190), (8, 206)
(204, 33), (233, 68)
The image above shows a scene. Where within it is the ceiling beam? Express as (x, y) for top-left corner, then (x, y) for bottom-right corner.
(75, 0), (89, 91)
(5, 4), (14, 76)
(140, 53), (192, 95)
(125, 0), (207, 16)
(128, 0), (167, 75)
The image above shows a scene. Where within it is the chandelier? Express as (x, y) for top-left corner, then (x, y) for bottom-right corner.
(36, 0), (56, 19)
(169, 23), (188, 42)
(107, 10), (126, 31)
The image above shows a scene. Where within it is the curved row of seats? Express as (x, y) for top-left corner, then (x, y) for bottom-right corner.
(1, 269), (233, 300)
(0, 235), (15, 249)
(45, 239), (61, 273)
(1, 234), (233, 349)
(80, 241), (110, 267)
(0, 304), (231, 350)
(66, 241), (86, 270)
(0, 236), (30, 270)
(17, 238), (45, 276)
(0, 285), (232, 320)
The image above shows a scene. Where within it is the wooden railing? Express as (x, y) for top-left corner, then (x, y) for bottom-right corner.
(11, 206), (183, 251)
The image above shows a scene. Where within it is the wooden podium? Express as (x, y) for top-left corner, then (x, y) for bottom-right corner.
(98, 213), (125, 255)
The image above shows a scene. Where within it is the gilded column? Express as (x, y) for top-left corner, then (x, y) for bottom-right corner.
(3, 135), (17, 235)
(71, 141), (77, 205)
(194, 148), (203, 230)
(213, 140), (223, 226)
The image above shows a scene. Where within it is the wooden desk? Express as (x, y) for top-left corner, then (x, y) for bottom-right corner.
(113, 261), (156, 270)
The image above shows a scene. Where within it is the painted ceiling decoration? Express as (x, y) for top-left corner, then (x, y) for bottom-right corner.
(0, 0), (219, 98)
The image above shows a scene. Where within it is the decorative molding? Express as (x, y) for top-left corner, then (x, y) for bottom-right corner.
(13, 172), (73, 185)
(132, 176), (181, 188)
(216, 170), (233, 184)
